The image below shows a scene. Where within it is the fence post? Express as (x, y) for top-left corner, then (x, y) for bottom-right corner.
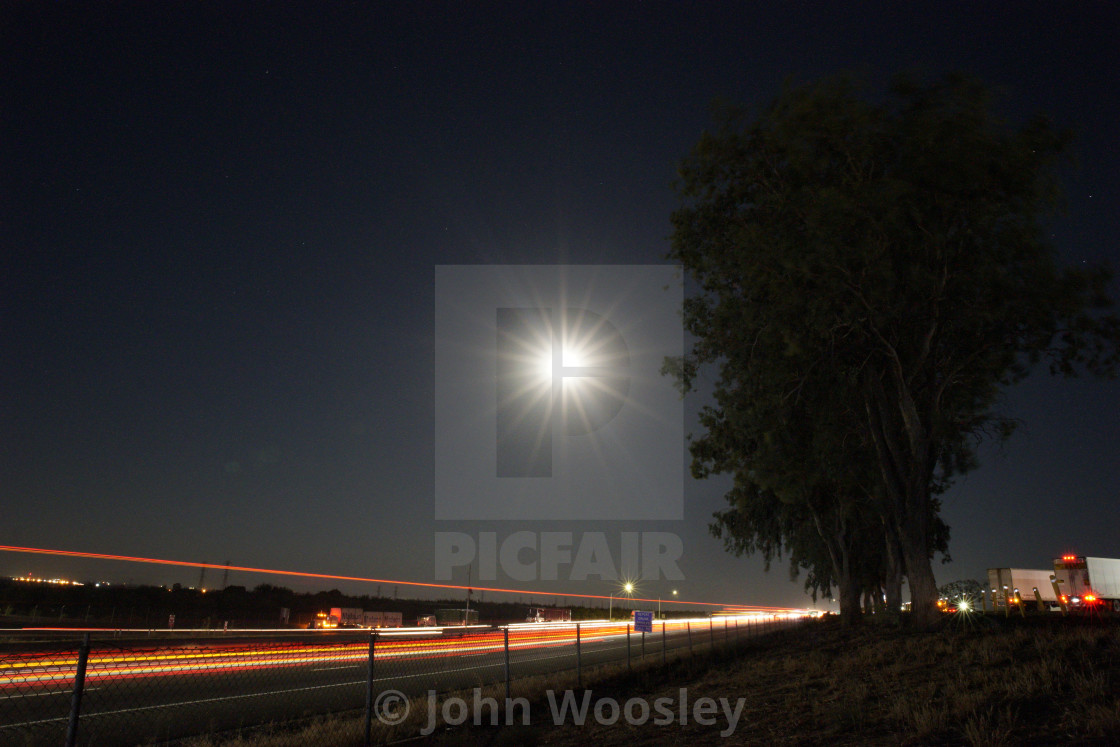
(576, 623), (582, 689)
(687, 621), (692, 656)
(365, 631), (377, 747)
(661, 621), (666, 665)
(65, 634), (91, 747)
(724, 618), (729, 646)
(709, 618), (714, 649)
(504, 627), (511, 705)
(641, 630), (645, 659)
(734, 618), (738, 640)
(627, 623), (631, 671)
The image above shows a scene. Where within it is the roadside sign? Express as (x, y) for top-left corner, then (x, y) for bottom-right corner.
(633, 610), (653, 633)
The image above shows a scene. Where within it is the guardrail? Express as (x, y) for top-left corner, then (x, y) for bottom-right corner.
(0, 614), (802, 745)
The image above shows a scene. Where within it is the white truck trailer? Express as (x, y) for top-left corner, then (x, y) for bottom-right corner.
(360, 611), (405, 627)
(986, 568), (1058, 610)
(1052, 556), (1120, 612)
(526, 606), (572, 623)
(329, 607), (365, 627)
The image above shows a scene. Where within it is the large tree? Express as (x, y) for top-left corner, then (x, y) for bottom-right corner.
(667, 73), (1117, 629)
(695, 345), (891, 622)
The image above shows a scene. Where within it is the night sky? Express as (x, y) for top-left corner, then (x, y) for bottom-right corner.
(3, 2), (1118, 610)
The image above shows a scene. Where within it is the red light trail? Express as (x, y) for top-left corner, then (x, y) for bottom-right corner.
(0, 544), (802, 613)
(1, 618), (781, 691)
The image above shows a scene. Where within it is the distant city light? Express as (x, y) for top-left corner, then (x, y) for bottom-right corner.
(11, 574), (83, 586)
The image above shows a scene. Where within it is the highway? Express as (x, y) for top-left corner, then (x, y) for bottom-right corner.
(0, 615), (798, 744)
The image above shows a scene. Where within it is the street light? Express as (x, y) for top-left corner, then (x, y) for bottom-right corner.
(609, 580), (635, 621)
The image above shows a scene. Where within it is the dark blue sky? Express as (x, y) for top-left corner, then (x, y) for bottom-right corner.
(2, 2), (1117, 610)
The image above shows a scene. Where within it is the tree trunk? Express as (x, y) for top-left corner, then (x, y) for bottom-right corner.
(838, 570), (862, 624)
(865, 368), (941, 629)
(883, 526), (904, 621)
(901, 528), (940, 629)
(898, 457), (940, 628)
(808, 502), (863, 627)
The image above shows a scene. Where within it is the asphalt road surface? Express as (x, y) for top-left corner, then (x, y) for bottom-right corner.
(0, 616), (796, 744)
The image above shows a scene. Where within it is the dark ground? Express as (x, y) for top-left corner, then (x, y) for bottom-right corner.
(416, 613), (1120, 746)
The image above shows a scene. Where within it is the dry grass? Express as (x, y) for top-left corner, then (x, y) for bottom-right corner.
(180, 614), (1120, 745)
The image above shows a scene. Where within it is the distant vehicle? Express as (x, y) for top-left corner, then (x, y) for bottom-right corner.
(417, 615), (437, 626)
(527, 606), (572, 623)
(435, 608), (480, 626)
(315, 608), (403, 628)
(362, 611), (403, 628)
(987, 568), (1059, 610)
(1053, 556), (1120, 612)
(320, 607), (364, 628)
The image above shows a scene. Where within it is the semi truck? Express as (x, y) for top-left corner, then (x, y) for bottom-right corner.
(435, 608), (480, 626)
(1052, 556), (1120, 612)
(315, 608), (403, 628)
(327, 607), (364, 627)
(986, 568), (1058, 610)
(526, 606), (572, 623)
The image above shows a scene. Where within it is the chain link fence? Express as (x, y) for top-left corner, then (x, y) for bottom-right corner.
(0, 615), (800, 745)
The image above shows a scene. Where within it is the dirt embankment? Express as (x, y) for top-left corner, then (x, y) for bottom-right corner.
(419, 614), (1120, 746)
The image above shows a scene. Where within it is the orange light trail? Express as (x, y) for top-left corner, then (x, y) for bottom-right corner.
(0, 617), (783, 689)
(0, 544), (803, 613)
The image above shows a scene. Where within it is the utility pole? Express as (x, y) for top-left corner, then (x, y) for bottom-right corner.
(465, 564), (472, 626)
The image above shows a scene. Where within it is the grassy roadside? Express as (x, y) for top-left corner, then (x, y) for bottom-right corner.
(184, 614), (1120, 746)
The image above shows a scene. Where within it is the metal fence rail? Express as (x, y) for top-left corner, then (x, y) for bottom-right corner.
(0, 615), (800, 745)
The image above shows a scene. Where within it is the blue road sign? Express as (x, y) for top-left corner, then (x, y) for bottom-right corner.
(633, 610), (653, 633)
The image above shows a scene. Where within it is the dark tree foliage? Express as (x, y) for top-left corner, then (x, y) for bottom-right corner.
(667, 73), (1118, 629)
